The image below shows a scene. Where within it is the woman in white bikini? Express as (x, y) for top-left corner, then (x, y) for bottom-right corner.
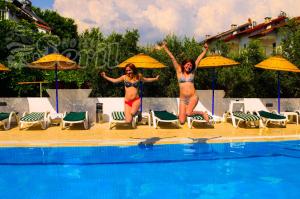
(161, 42), (209, 124)
(101, 63), (159, 123)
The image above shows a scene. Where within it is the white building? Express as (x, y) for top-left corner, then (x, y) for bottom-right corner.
(0, 0), (51, 33)
(204, 12), (297, 56)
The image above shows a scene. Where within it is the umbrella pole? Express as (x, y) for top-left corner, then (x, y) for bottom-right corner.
(212, 68), (215, 115)
(140, 81), (143, 112)
(55, 64), (59, 113)
(40, 82), (42, 97)
(277, 71), (280, 113)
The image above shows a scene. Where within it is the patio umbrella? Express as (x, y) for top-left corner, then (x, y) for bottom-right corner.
(0, 63), (10, 71)
(118, 53), (166, 111)
(255, 55), (300, 113)
(18, 81), (48, 97)
(198, 55), (239, 115)
(29, 53), (80, 113)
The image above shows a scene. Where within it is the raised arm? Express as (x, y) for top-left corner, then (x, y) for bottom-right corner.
(141, 74), (159, 83)
(100, 72), (124, 83)
(195, 43), (209, 67)
(160, 42), (181, 73)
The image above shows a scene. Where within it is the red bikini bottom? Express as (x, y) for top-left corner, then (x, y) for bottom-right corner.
(125, 97), (140, 107)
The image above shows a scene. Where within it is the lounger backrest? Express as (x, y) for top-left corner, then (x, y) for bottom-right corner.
(244, 99), (268, 113)
(195, 101), (213, 116)
(229, 100), (245, 113)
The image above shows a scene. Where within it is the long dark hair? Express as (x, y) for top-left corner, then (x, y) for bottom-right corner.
(181, 59), (196, 73)
(124, 63), (139, 77)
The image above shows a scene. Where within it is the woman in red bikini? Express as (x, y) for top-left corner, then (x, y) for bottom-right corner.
(160, 41), (209, 124)
(101, 63), (159, 123)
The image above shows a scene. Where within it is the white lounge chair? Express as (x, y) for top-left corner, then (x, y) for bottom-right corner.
(151, 110), (179, 129)
(187, 113), (214, 129)
(62, 111), (89, 130)
(0, 112), (18, 130)
(109, 111), (138, 129)
(19, 112), (49, 130)
(244, 99), (287, 127)
(228, 100), (263, 128)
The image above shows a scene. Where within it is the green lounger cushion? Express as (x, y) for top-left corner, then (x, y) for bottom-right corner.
(258, 111), (286, 120)
(154, 111), (178, 120)
(190, 114), (213, 120)
(112, 111), (126, 120)
(64, 112), (86, 122)
(0, 112), (10, 121)
(233, 111), (260, 121)
(20, 112), (45, 122)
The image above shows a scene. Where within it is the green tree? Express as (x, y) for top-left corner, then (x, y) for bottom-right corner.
(0, 19), (60, 96)
(280, 18), (300, 97)
(78, 28), (140, 97)
(218, 40), (265, 97)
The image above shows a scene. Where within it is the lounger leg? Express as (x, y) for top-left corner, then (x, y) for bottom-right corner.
(259, 120), (264, 128)
(41, 121), (47, 130)
(210, 120), (215, 127)
(281, 121), (287, 128)
(265, 120), (270, 127)
(232, 117), (238, 128)
(153, 117), (157, 129)
(236, 120), (242, 128)
(62, 121), (66, 130)
(148, 115), (151, 127)
(19, 122), (24, 130)
(84, 120), (89, 130)
(3, 120), (9, 130)
(188, 118), (192, 129)
(83, 113), (89, 130)
(155, 120), (159, 129)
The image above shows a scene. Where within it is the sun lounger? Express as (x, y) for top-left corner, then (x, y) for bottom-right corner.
(255, 110), (287, 127)
(0, 112), (18, 130)
(231, 111), (263, 128)
(62, 111), (89, 130)
(109, 111), (138, 129)
(228, 100), (263, 128)
(19, 112), (49, 130)
(151, 110), (179, 129)
(243, 99), (287, 127)
(187, 114), (214, 129)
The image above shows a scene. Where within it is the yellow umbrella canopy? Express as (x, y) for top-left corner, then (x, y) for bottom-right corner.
(255, 55), (300, 72)
(118, 53), (166, 69)
(198, 55), (240, 68)
(0, 63), (10, 71)
(29, 53), (80, 112)
(29, 53), (79, 70)
(197, 55), (239, 115)
(255, 55), (300, 113)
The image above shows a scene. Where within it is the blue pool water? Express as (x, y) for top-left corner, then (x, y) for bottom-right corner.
(1, 141), (300, 198)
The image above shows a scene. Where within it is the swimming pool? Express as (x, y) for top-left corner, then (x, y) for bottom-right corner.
(0, 141), (300, 198)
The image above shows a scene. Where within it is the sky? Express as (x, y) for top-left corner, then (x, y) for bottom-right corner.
(31, 0), (300, 44)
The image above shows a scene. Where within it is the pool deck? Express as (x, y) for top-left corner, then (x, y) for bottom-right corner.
(1, 121), (300, 147)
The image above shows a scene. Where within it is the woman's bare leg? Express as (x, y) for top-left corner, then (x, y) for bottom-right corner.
(186, 96), (209, 122)
(131, 98), (141, 116)
(179, 101), (187, 124)
(125, 104), (133, 123)
(125, 99), (141, 123)
(186, 95), (199, 116)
